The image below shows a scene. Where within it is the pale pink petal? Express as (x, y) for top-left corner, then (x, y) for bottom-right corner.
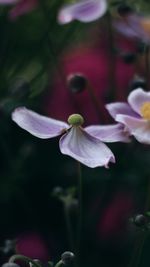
(59, 127), (115, 168)
(0, 0), (18, 4)
(128, 88), (150, 115)
(114, 15), (143, 39)
(9, 0), (38, 20)
(106, 102), (138, 119)
(116, 114), (150, 144)
(85, 123), (130, 143)
(58, 0), (107, 24)
(12, 107), (69, 139)
(113, 20), (139, 38)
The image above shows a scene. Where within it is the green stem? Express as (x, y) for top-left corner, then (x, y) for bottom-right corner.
(9, 255), (42, 267)
(128, 177), (150, 267)
(54, 260), (64, 267)
(106, 11), (116, 102)
(145, 45), (150, 90)
(86, 82), (105, 123)
(64, 203), (75, 252)
(76, 162), (82, 267)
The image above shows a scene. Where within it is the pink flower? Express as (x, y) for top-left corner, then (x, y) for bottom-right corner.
(44, 37), (136, 125)
(97, 192), (134, 240)
(58, 0), (107, 24)
(114, 14), (150, 44)
(9, 0), (38, 19)
(15, 232), (49, 261)
(0, 0), (18, 4)
(0, 0), (38, 19)
(12, 107), (129, 168)
(106, 88), (150, 144)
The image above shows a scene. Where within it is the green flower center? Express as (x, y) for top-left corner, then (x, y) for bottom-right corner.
(68, 114), (84, 126)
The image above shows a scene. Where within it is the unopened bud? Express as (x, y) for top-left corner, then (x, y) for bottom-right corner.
(67, 73), (87, 93)
(134, 214), (147, 227)
(121, 53), (137, 64)
(130, 77), (147, 90)
(136, 42), (146, 54)
(68, 114), (84, 126)
(10, 77), (30, 99)
(61, 251), (75, 265)
(117, 4), (133, 16)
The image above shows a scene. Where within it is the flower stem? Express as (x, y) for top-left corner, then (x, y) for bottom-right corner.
(9, 255), (42, 267)
(145, 45), (150, 90)
(54, 260), (64, 267)
(64, 203), (75, 252)
(106, 11), (116, 102)
(76, 162), (82, 267)
(86, 82), (105, 123)
(128, 177), (150, 267)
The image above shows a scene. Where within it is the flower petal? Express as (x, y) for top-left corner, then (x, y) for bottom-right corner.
(12, 107), (69, 139)
(106, 102), (137, 119)
(59, 127), (115, 168)
(116, 114), (150, 144)
(0, 0), (18, 4)
(113, 20), (139, 38)
(128, 88), (150, 115)
(85, 123), (130, 143)
(9, 0), (38, 20)
(58, 0), (107, 24)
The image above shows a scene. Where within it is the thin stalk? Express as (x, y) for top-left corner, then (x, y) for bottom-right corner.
(64, 203), (75, 252)
(86, 82), (105, 122)
(128, 177), (150, 267)
(145, 45), (150, 90)
(106, 11), (116, 102)
(76, 162), (82, 267)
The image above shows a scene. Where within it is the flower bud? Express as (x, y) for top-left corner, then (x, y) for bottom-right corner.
(117, 4), (133, 16)
(61, 251), (75, 265)
(136, 42), (146, 54)
(68, 114), (84, 126)
(67, 73), (87, 93)
(52, 186), (63, 196)
(121, 53), (137, 64)
(2, 263), (20, 267)
(9, 77), (30, 99)
(134, 214), (147, 227)
(130, 77), (147, 90)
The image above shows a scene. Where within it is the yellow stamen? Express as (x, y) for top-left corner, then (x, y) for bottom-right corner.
(141, 102), (150, 120)
(140, 18), (150, 36)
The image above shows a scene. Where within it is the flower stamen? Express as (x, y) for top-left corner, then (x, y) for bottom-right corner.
(68, 114), (84, 126)
(141, 102), (150, 120)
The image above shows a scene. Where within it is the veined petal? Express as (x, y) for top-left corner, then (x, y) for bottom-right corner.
(58, 0), (107, 24)
(59, 127), (115, 168)
(116, 114), (150, 144)
(12, 107), (69, 139)
(106, 102), (137, 119)
(128, 88), (150, 115)
(85, 123), (130, 143)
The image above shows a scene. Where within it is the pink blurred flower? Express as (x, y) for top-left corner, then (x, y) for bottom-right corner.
(0, 0), (38, 19)
(58, 0), (107, 24)
(97, 192), (134, 240)
(114, 13), (150, 44)
(15, 232), (49, 261)
(44, 36), (137, 125)
(9, 0), (38, 20)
